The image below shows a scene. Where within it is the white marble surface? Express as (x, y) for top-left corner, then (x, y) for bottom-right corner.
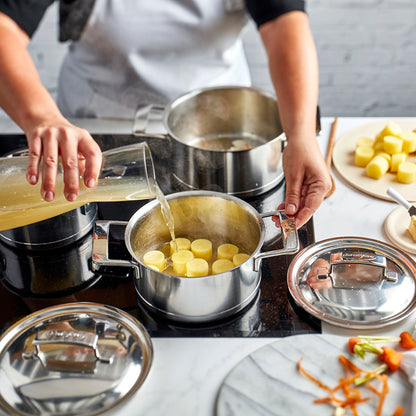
(216, 334), (412, 416)
(1, 116), (416, 415)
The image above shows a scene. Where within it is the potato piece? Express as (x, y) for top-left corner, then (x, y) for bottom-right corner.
(408, 215), (416, 242)
(170, 237), (191, 255)
(212, 259), (234, 274)
(373, 141), (385, 151)
(366, 156), (389, 179)
(374, 151), (391, 165)
(233, 253), (250, 266)
(377, 121), (402, 139)
(143, 250), (166, 271)
(355, 136), (374, 148)
(399, 131), (416, 153)
(397, 161), (416, 184)
(191, 238), (212, 261)
(390, 152), (407, 173)
(186, 258), (209, 277)
(217, 243), (239, 260)
(355, 146), (374, 167)
(383, 135), (403, 154)
(171, 249), (194, 275)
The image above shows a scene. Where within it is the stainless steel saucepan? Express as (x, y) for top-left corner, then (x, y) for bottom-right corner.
(134, 86), (286, 196)
(92, 190), (299, 323)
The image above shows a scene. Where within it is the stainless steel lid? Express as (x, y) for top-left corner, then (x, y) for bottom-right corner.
(287, 236), (416, 329)
(0, 302), (153, 415)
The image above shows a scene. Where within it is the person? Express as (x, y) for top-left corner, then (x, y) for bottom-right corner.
(0, 0), (331, 228)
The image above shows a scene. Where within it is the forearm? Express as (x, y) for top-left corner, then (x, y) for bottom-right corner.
(0, 12), (64, 133)
(259, 11), (318, 144)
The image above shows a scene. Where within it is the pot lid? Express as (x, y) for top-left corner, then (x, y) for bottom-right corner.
(287, 236), (416, 329)
(0, 302), (153, 416)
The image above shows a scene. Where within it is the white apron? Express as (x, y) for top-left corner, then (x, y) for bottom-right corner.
(57, 0), (251, 119)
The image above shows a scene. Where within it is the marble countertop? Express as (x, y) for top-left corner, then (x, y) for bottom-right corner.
(1, 116), (415, 415)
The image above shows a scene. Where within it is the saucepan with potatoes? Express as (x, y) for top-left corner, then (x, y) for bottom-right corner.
(92, 191), (299, 323)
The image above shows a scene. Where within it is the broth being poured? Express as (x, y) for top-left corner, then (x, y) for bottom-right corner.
(155, 183), (176, 250)
(0, 143), (160, 232)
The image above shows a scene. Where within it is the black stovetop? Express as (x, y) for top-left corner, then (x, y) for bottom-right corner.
(0, 134), (320, 337)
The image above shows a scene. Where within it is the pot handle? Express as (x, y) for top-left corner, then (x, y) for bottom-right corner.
(253, 210), (299, 271)
(92, 220), (137, 274)
(133, 104), (169, 139)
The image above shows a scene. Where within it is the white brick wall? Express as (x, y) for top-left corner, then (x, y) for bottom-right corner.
(308, 0), (416, 116)
(5, 1), (416, 120)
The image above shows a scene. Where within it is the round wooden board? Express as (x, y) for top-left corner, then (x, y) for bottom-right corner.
(332, 119), (416, 201)
(384, 206), (416, 255)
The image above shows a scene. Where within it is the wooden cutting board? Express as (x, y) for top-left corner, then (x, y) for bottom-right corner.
(384, 206), (416, 255)
(332, 119), (416, 201)
(216, 334), (412, 416)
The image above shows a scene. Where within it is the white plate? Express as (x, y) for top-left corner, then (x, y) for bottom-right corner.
(217, 334), (411, 416)
(384, 206), (416, 255)
(333, 119), (416, 201)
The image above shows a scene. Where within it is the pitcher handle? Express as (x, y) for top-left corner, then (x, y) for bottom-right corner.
(92, 220), (136, 271)
(253, 210), (299, 271)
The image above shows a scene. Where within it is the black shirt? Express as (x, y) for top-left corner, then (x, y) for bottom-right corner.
(0, 0), (305, 41)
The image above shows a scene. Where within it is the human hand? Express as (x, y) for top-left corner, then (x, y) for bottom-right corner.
(275, 137), (332, 229)
(24, 118), (102, 202)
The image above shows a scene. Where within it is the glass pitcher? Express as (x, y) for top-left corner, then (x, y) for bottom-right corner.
(0, 143), (158, 231)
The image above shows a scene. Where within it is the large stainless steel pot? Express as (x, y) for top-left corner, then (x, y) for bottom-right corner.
(0, 147), (98, 250)
(0, 203), (97, 250)
(92, 191), (299, 323)
(0, 231), (98, 297)
(134, 86), (285, 196)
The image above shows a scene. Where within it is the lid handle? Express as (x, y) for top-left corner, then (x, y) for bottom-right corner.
(310, 251), (398, 289)
(22, 329), (113, 373)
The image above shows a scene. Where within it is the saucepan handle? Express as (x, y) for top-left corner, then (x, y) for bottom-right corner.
(133, 104), (169, 139)
(253, 210), (299, 271)
(92, 220), (137, 273)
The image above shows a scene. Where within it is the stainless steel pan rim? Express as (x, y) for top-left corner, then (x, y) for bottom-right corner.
(124, 190), (266, 265)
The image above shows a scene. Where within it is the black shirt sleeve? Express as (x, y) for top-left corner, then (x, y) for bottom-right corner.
(244, 0), (306, 28)
(0, 0), (54, 38)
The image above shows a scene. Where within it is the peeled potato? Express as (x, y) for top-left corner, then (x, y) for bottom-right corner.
(377, 121), (402, 139)
(143, 250), (166, 271)
(390, 152), (407, 173)
(374, 151), (392, 165)
(366, 155), (389, 179)
(171, 249), (194, 275)
(373, 141), (384, 152)
(191, 239), (212, 261)
(355, 146), (374, 167)
(217, 243), (239, 260)
(212, 259), (234, 274)
(355, 136), (374, 148)
(399, 131), (416, 153)
(383, 135), (403, 154)
(233, 253), (250, 267)
(186, 258), (209, 277)
(397, 161), (416, 184)
(408, 215), (416, 242)
(170, 237), (191, 255)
